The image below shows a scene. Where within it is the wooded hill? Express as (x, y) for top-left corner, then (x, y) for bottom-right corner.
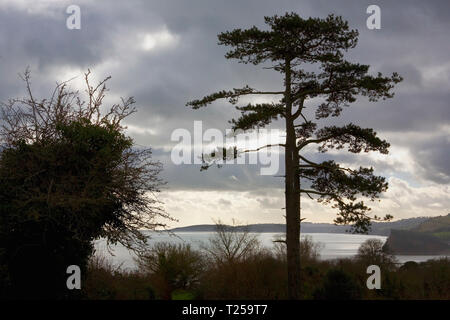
(412, 214), (450, 240)
(383, 214), (450, 255)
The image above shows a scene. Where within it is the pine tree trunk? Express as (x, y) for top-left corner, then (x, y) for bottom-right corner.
(284, 59), (301, 299)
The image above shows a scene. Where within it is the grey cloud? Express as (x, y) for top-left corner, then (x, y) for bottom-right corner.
(151, 148), (283, 192)
(415, 136), (450, 184)
(1, 0), (449, 195)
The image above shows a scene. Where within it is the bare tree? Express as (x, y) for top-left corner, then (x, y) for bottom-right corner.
(356, 238), (396, 268)
(203, 219), (260, 265)
(1, 68), (135, 146)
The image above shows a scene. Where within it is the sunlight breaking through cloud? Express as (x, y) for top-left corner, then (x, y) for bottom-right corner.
(140, 28), (179, 51)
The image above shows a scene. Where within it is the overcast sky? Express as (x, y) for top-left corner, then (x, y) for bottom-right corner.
(0, 0), (449, 227)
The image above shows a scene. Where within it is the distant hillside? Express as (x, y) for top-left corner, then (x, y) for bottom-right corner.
(383, 229), (450, 255)
(412, 214), (450, 240)
(369, 216), (430, 236)
(169, 216), (430, 235)
(170, 223), (349, 233)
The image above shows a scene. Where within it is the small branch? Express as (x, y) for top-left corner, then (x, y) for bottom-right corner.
(304, 191), (314, 200)
(299, 189), (331, 197)
(298, 154), (320, 167)
(297, 134), (336, 150)
(298, 154), (357, 174)
(242, 143), (285, 153)
(298, 112), (310, 124)
(291, 97), (305, 120)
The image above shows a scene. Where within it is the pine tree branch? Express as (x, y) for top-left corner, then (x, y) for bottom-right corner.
(297, 134), (337, 149)
(186, 85), (284, 109)
(242, 143), (285, 153)
(296, 123), (390, 154)
(299, 188), (337, 198)
(298, 154), (320, 167)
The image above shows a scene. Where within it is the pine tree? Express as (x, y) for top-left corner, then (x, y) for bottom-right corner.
(187, 13), (402, 299)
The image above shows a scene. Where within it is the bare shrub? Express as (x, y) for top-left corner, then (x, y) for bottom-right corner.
(200, 248), (287, 299)
(136, 242), (205, 299)
(273, 235), (323, 264)
(203, 219), (260, 265)
(83, 254), (154, 300)
(356, 238), (397, 269)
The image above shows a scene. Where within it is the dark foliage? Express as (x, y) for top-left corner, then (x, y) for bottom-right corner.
(0, 71), (170, 299)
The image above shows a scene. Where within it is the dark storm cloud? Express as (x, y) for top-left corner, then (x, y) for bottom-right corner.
(0, 0), (449, 191)
(415, 136), (450, 184)
(0, 6), (101, 72)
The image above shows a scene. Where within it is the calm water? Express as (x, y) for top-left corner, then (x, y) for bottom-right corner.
(94, 232), (448, 270)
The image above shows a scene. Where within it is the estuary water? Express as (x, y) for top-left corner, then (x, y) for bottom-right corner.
(94, 231), (448, 270)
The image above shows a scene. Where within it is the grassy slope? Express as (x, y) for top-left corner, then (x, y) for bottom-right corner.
(413, 214), (450, 240)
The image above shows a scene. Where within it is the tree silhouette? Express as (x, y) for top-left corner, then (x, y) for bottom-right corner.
(356, 238), (396, 268)
(187, 13), (402, 299)
(0, 69), (171, 299)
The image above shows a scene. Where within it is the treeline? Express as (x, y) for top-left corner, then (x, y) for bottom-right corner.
(83, 226), (450, 300)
